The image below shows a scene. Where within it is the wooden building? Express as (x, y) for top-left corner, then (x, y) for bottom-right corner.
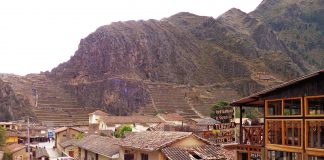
(231, 70), (324, 159)
(18, 125), (48, 143)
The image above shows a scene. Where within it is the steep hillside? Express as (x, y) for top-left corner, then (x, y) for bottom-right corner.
(251, 0), (324, 69)
(0, 75), (34, 121)
(48, 1), (324, 116)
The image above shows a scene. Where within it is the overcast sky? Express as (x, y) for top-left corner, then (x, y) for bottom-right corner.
(0, 0), (262, 75)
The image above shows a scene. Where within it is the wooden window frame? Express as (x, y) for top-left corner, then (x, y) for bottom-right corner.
(305, 119), (324, 155)
(265, 119), (303, 151)
(266, 149), (303, 160)
(306, 153), (324, 159)
(141, 153), (149, 160)
(265, 97), (303, 118)
(304, 95), (324, 117)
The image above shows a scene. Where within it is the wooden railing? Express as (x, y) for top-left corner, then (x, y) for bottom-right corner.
(242, 125), (264, 146)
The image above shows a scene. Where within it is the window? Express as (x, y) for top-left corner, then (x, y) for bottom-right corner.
(141, 153), (148, 160)
(306, 120), (324, 149)
(15, 155), (23, 160)
(283, 121), (302, 147)
(308, 156), (324, 160)
(284, 99), (301, 115)
(306, 96), (324, 116)
(267, 120), (302, 146)
(267, 100), (282, 116)
(267, 120), (282, 145)
(267, 150), (302, 160)
(266, 98), (302, 117)
(124, 150), (134, 160)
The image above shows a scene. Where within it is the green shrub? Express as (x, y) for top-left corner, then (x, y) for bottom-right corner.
(114, 125), (132, 138)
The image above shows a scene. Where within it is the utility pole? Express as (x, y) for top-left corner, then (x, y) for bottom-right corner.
(27, 117), (31, 160)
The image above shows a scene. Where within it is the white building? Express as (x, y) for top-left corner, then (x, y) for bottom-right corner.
(99, 115), (163, 132)
(89, 110), (109, 124)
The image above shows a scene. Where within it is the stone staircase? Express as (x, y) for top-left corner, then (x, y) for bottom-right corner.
(25, 74), (95, 126)
(145, 83), (201, 119)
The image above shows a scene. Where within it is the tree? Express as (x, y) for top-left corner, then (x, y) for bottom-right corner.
(114, 125), (132, 138)
(210, 101), (229, 119)
(0, 126), (6, 147)
(3, 152), (12, 160)
(211, 101), (229, 111)
(74, 132), (84, 140)
(210, 101), (230, 123)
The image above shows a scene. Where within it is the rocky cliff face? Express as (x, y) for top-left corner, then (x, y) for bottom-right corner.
(0, 77), (34, 121)
(2, 0), (324, 118)
(251, 0), (324, 69)
(48, 0), (324, 116)
(65, 78), (151, 116)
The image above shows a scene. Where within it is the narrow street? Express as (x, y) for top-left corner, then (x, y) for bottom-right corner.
(31, 141), (61, 160)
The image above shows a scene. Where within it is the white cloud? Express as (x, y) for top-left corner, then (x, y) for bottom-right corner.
(0, 0), (262, 75)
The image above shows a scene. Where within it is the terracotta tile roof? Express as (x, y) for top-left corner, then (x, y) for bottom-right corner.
(102, 115), (163, 124)
(59, 139), (77, 148)
(191, 125), (209, 132)
(89, 110), (109, 116)
(5, 143), (26, 153)
(158, 113), (184, 122)
(71, 126), (89, 133)
(193, 145), (226, 159)
(162, 145), (227, 160)
(118, 131), (194, 151)
(147, 123), (170, 131)
(191, 117), (220, 126)
(54, 127), (88, 134)
(54, 127), (68, 133)
(35, 148), (49, 159)
(161, 147), (192, 160)
(148, 123), (194, 132)
(75, 135), (119, 158)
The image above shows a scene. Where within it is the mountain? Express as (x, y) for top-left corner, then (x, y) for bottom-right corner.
(0, 74), (34, 121)
(251, 0), (324, 69)
(1, 0), (323, 122)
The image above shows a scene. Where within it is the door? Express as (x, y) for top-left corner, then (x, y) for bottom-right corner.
(69, 151), (74, 158)
(124, 153), (134, 160)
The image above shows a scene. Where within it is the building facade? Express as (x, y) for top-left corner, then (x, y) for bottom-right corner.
(231, 70), (324, 160)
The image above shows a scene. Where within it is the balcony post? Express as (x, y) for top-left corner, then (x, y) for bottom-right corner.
(239, 105), (243, 144)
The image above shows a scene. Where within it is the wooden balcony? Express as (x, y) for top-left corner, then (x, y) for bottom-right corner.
(242, 125), (264, 146)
